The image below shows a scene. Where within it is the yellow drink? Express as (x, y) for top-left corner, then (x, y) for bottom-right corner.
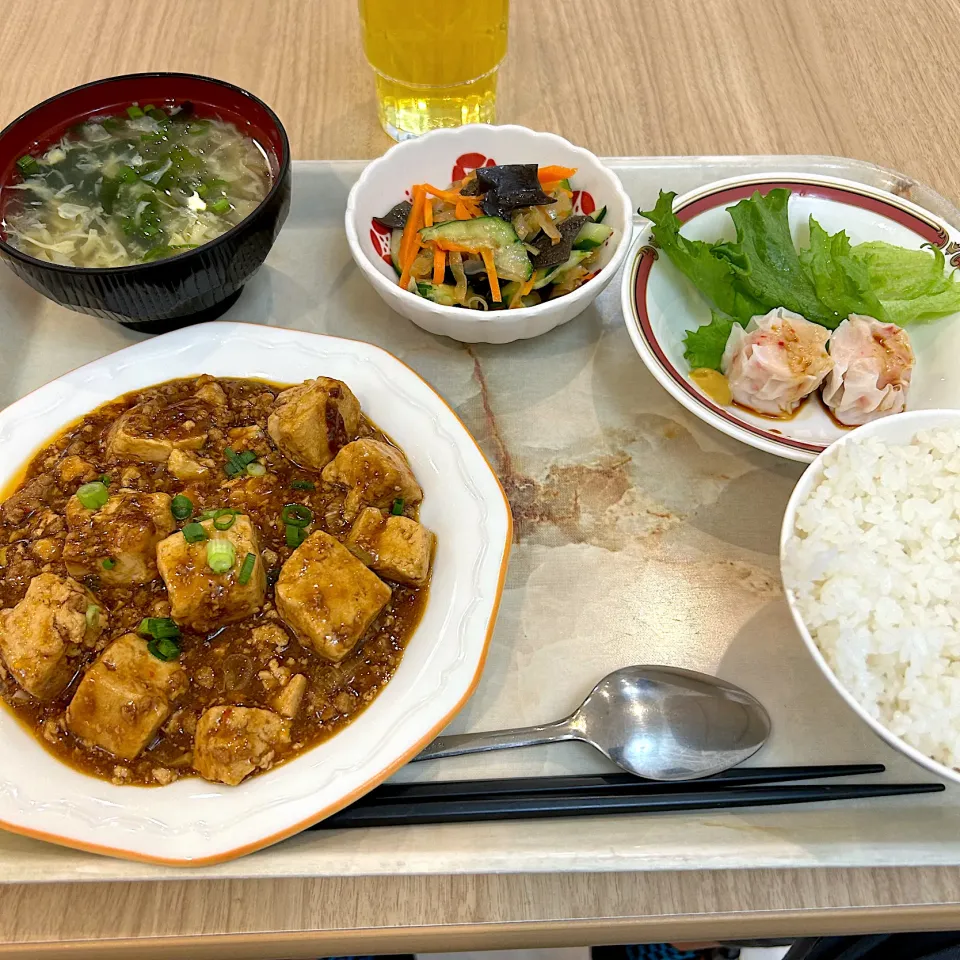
(358, 0), (509, 141)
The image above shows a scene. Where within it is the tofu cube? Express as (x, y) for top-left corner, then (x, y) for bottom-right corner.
(0, 573), (106, 699)
(167, 449), (211, 482)
(276, 530), (391, 661)
(64, 490), (175, 585)
(66, 633), (188, 760)
(273, 674), (308, 719)
(107, 380), (227, 462)
(346, 507), (434, 586)
(156, 516), (266, 634)
(193, 706), (290, 785)
(321, 438), (422, 521)
(267, 377), (361, 471)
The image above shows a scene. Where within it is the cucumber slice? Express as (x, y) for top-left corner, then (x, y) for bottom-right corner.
(532, 249), (591, 290)
(573, 221), (614, 250)
(416, 282), (460, 306)
(390, 228), (402, 275)
(419, 217), (532, 282)
(591, 205), (607, 224)
(500, 281), (521, 302)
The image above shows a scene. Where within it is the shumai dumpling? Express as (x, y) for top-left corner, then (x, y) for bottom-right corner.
(821, 315), (915, 426)
(721, 307), (833, 416)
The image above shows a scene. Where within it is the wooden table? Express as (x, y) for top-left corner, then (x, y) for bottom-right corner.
(2, 0), (960, 954)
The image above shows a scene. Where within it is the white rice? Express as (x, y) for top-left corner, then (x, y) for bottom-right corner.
(782, 427), (960, 770)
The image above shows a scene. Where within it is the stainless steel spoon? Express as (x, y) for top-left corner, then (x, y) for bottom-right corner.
(413, 665), (771, 780)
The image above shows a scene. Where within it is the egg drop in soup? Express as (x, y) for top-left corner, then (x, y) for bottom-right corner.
(1, 102), (272, 268)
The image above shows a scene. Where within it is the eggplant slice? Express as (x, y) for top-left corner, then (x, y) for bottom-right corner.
(476, 164), (557, 218)
(530, 214), (588, 271)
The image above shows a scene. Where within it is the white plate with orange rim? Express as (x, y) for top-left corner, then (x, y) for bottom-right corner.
(620, 172), (960, 462)
(0, 322), (511, 865)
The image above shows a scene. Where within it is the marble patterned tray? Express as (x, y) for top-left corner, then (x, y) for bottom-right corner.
(0, 156), (957, 882)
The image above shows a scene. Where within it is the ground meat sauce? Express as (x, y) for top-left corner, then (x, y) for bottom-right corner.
(0, 376), (429, 786)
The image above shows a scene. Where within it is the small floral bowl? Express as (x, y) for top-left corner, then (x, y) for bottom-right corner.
(345, 124), (633, 345)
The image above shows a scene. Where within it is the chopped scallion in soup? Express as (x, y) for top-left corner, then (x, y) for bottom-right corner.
(1, 102), (272, 268)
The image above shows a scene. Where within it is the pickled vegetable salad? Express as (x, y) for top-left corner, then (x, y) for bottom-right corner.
(375, 164), (614, 309)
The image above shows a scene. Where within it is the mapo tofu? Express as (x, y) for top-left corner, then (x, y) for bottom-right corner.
(0, 376), (433, 786)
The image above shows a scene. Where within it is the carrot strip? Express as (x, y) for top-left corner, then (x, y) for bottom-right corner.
(455, 200), (472, 220)
(432, 245), (445, 284)
(510, 274), (536, 309)
(537, 165), (577, 184)
(424, 184), (483, 205)
(434, 239), (479, 253)
(481, 248), (501, 302)
(398, 185), (426, 290)
(540, 181), (573, 197)
(423, 197), (434, 228)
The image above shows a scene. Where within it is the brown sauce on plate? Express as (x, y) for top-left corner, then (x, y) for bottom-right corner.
(0, 377), (430, 786)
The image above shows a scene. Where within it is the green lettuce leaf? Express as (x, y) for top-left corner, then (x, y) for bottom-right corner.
(719, 189), (838, 327)
(851, 241), (950, 300)
(883, 287), (960, 326)
(640, 191), (764, 322)
(798, 217), (887, 324)
(646, 186), (960, 349)
(851, 241), (960, 324)
(682, 310), (737, 371)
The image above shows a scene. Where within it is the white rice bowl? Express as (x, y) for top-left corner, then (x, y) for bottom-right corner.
(781, 411), (960, 779)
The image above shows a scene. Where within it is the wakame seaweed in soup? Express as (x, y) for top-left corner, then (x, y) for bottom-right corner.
(1, 102), (271, 267)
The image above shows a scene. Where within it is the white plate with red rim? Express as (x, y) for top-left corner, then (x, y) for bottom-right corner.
(620, 172), (960, 462)
(0, 322), (511, 865)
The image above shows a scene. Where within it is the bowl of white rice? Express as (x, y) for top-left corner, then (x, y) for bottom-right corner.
(781, 409), (960, 785)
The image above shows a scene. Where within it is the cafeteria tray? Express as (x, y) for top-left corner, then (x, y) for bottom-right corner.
(0, 155), (957, 883)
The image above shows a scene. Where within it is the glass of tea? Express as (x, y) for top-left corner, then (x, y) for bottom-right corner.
(358, 0), (509, 141)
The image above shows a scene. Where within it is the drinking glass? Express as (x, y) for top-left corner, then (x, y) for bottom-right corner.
(358, 0), (509, 141)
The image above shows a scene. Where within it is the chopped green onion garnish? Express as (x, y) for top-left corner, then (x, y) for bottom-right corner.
(137, 617), (181, 641)
(281, 503), (313, 528)
(144, 104), (156, 112)
(207, 538), (236, 574)
(187, 122), (210, 136)
(147, 107), (167, 122)
(116, 164), (139, 184)
(101, 557), (116, 570)
(291, 480), (316, 491)
(170, 494), (193, 521)
(224, 447), (256, 477)
(286, 523), (307, 549)
(16, 156), (38, 175)
(182, 521), (208, 544)
(99, 474), (111, 485)
(76, 481), (109, 510)
(238, 552), (256, 585)
(85, 604), (100, 629)
(391, 498), (405, 516)
(213, 508), (237, 531)
(147, 636), (181, 662)
(209, 198), (232, 216)
(245, 461), (266, 477)
(126, 105), (144, 119)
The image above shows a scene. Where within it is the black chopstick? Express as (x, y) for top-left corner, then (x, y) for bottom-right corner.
(315, 781), (943, 829)
(354, 764), (887, 805)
